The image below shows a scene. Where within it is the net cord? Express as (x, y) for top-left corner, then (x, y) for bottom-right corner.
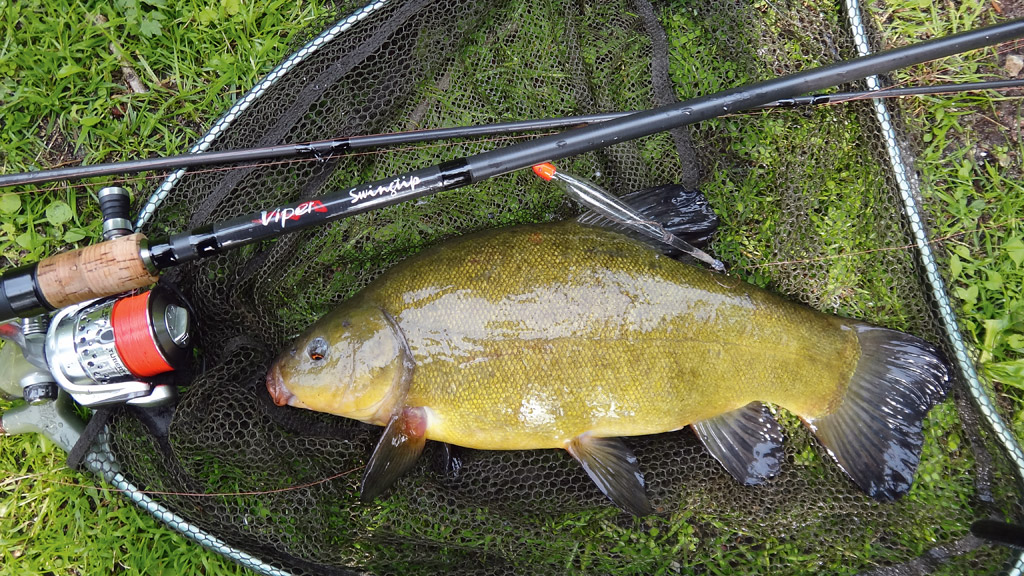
(84, 429), (292, 576)
(134, 0), (393, 231)
(843, 2), (1024, 573)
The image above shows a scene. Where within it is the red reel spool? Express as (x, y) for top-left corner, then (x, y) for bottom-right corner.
(110, 290), (189, 378)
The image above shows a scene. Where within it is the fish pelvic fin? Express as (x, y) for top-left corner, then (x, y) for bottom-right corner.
(691, 401), (785, 485)
(360, 406), (428, 503)
(576, 184), (719, 256)
(970, 519), (1024, 550)
(805, 323), (951, 500)
(566, 434), (653, 517)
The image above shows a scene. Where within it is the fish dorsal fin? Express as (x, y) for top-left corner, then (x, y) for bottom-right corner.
(576, 184), (719, 255)
(361, 407), (428, 502)
(566, 434), (653, 516)
(691, 401), (785, 485)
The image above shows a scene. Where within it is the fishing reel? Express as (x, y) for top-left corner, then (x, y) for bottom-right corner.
(44, 287), (191, 406)
(0, 187), (192, 409)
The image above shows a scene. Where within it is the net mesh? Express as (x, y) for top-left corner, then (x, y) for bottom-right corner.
(105, 0), (1022, 573)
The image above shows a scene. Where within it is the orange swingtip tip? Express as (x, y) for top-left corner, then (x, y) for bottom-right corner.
(532, 162), (557, 181)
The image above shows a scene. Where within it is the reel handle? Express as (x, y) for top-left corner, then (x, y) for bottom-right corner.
(0, 234), (158, 321)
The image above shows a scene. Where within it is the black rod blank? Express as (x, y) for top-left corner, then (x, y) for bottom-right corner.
(1, 78), (1022, 189)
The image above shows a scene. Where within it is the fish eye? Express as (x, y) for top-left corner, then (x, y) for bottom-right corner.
(307, 337), (328, 362)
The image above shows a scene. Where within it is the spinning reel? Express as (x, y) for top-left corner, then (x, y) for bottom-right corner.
(0, 188), (192, 409)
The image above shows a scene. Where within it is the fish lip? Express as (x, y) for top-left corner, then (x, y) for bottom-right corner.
(266, 363), (294, 407)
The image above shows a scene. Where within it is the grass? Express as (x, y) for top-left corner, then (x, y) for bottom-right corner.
(1, 0), (1023, 575)
(0, 1), (337, 574)
(878, 2), (1024, 437)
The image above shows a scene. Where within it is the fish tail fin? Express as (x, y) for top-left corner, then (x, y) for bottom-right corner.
(576, 184), (719, 254)
(805, 323), (951, 499)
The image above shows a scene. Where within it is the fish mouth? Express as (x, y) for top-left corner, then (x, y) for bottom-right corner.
(266, 363), (294, 407)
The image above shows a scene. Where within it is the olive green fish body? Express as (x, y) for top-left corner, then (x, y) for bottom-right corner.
(363, 222), (856, 449)
(268, 220), (950, 513)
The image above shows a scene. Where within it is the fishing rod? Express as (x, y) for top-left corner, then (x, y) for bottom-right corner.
(764, 77), (1024, 106)
(0, 18), (1022, 326)
(2, 78), (1023, 189)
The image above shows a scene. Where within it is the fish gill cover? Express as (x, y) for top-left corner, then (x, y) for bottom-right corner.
(100, 0), (1021, 574)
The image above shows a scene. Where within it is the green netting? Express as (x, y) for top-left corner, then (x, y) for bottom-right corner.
(103, 0), (1023, 574)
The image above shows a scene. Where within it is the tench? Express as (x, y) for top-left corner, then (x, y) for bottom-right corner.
(266, 189), (950, 516)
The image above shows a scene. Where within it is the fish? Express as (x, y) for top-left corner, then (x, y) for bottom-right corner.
(266, 186), (950, 516)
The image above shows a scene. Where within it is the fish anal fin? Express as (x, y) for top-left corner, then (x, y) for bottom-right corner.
(691, 401), (784, 485)
(566, 434), (653, 517)
(805, 323), (951, 500)
(360, 406), (428, 502)
(431, 442), (466, 478)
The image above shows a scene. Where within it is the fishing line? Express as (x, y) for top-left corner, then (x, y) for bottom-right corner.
(17, 466), (365, 498)
(737, 216), (1023, 272)
(746, 228), (988, 269)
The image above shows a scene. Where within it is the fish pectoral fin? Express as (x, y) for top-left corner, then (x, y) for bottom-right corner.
(691, 401), (784, 485)
(360, 407), (428, 503)
(566, 434), (653, 517)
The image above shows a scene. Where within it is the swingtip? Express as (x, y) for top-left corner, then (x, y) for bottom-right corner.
(532, 162), (557, 181)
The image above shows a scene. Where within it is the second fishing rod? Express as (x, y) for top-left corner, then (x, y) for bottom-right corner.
(4, 78), (1022, 191)
(1, 17), (1022, 323)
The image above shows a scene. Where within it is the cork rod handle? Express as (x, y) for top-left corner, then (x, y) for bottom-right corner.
(36, 233), (159, 308)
